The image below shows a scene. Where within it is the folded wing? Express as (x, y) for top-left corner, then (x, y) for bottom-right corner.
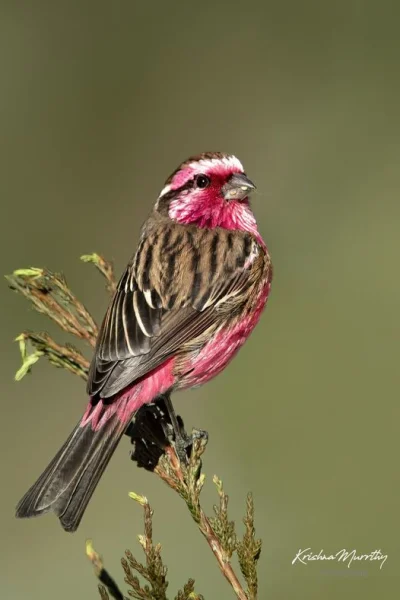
(87, 219), (263, 398)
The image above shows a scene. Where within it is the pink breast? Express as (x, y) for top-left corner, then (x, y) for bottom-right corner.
(183, 281), (271, 387)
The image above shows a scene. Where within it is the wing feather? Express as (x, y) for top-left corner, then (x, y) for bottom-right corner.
(87, 217), (265, 398)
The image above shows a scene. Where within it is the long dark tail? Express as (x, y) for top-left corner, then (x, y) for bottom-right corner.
(15, 412), (127, 532)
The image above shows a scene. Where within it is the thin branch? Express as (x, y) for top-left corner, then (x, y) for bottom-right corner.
(14, 331), (89, 381)
(236, 494), (262, 600)
(86, 540), (127, 600)
(80, 253), (117, 294)
(6, 267), (98, 346)
(155, 440), (248, 600)
(123, 492), (168, 600)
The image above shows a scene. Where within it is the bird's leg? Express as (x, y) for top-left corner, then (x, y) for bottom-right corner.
(125, 393), (191, 468)
(126, 393), (208, 468)
(162, 392), (193, 463)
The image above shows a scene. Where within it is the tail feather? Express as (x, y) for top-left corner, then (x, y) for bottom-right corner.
(16, 413), (127, 532)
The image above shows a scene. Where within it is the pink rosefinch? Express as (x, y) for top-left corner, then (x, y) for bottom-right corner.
(16, 152), (273, 531)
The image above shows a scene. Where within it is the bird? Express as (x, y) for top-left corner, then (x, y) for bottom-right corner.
(16, 152), (273, 532)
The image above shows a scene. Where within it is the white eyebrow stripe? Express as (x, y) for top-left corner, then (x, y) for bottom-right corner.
(189, 155), (244, 172)
(158, 184), (171, 198)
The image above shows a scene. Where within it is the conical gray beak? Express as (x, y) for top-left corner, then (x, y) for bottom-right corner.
(222, 173), (256, 201)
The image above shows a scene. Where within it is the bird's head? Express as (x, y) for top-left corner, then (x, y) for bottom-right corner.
(156, 152), (259, 236)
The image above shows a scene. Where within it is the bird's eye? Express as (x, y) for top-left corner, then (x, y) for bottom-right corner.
(195, 174), (210, 189)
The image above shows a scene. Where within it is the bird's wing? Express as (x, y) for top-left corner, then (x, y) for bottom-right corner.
(87, 219), (264, 398)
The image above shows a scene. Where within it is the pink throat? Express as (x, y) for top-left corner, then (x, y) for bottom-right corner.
(169, 196), (264, 247)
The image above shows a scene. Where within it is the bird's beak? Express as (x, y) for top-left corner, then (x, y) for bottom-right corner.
(222, 173), (256, 201)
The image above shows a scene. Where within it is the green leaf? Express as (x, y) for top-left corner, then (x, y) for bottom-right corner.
(14, 351), (44, 381)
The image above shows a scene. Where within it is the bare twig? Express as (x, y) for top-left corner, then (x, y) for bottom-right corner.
(6, 267), (98, 346)
(81, 253), (117, 294)
(14, 331), (89, 381)
(6, 255), (114, 382)
(86, 540), (127, 600)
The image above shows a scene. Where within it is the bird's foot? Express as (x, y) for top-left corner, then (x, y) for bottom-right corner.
(126, 395), (208, 470)
(173, 427), (193, 464)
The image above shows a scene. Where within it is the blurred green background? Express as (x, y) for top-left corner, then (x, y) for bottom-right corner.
(1, 1), (399, 598)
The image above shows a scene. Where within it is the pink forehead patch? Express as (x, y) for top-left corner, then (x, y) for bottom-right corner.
(170, 155), (244, 190)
